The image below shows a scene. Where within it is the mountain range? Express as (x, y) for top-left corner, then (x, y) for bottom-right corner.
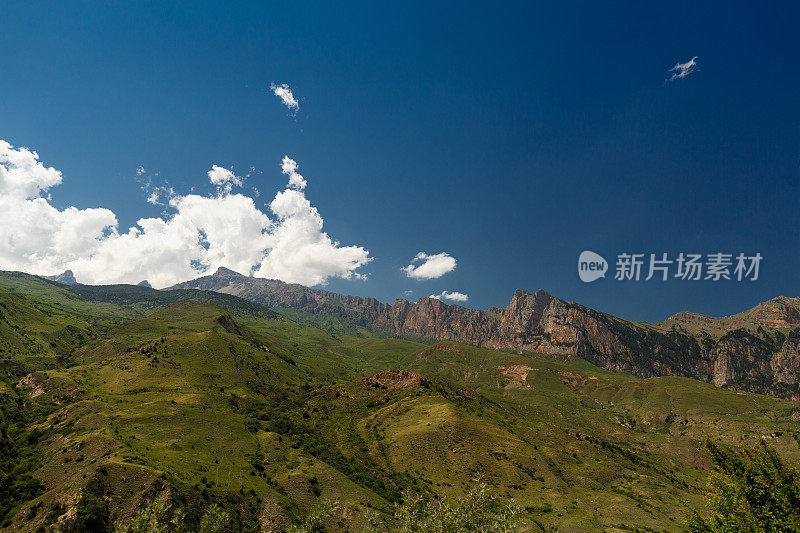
(172, 267), (800, 399)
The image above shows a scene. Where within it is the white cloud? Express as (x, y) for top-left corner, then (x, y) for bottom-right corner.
(0, 141), (63, 199)
(280, 156), (307, 190)
(429, 290), (469, 303)
(0, 140), (371, 288)
(207, 165), (243, 193)
(270, 82), (299, 111)
(668, 56), (698, 81)
(252, 186), (370, 285)
(136, 165), (146, 176)
(403, 252), (457, 279)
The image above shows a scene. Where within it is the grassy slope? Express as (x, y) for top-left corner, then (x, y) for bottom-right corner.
(0, 285), (121, 373)
(279, 341), (800, 531)
(0, 271), (278, 320)
(1, 273), (800, 532)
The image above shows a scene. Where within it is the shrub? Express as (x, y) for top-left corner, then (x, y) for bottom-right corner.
(684, 438), (800, 532)
(115, 494), (229, 533)
(392, 481), (521, 533)
(286, 499), (339, 533)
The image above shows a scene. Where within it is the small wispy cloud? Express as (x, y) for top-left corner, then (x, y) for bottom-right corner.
(281, 156), (307, 190)
(270, 82), (299, 111)
(403, 252), (457, 280)
(429, 290), (469, 303)
(136, 166), (174, 206)
(668, 56), (698, 81)
(143, 183), (175, 206)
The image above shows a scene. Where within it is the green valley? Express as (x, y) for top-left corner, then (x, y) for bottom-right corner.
(1, 271), (799, 532)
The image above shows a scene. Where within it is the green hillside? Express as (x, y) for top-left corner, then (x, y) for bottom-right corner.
(0, 271), (277, 321)
(1, 273), (799, 532)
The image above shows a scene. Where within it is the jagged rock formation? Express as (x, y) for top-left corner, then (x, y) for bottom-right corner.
(45, 270), (77, 284)
(138, 280), (153, 288)
(171, 267), (800, 398)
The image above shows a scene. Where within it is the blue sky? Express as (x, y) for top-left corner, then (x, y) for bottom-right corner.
(1, 1), (798, 321)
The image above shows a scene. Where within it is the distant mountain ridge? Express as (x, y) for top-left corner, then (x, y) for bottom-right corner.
(171, 267), (800, 398)
(666, 296), (800, 331)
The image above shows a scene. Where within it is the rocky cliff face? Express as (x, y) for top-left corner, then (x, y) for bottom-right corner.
(772, 338), (800, 387)
(171, 267), (800, 398)
(706, 329), (800, 396)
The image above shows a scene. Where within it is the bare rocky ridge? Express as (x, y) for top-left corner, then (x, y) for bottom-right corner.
(171, 267), (800, 398)
(666, 295), (800, 333)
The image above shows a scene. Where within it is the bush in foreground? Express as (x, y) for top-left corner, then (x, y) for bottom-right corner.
(115, 493), (228, 533)
(684, 437), (800, 532)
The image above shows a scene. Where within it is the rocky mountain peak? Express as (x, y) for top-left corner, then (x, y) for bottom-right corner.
(511, 288), (532, 298)
(213, 266), (244, 278)
(533, 288), (554, 299)
(503, 288), (555, 324)
(46, 270), (77, 284)
(418, 296), (447, 307)
(507, 288), (555, 307)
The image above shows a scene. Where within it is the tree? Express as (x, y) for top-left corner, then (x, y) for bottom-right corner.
(685, 438), (800, 532)
(76, 489), (110, 533)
